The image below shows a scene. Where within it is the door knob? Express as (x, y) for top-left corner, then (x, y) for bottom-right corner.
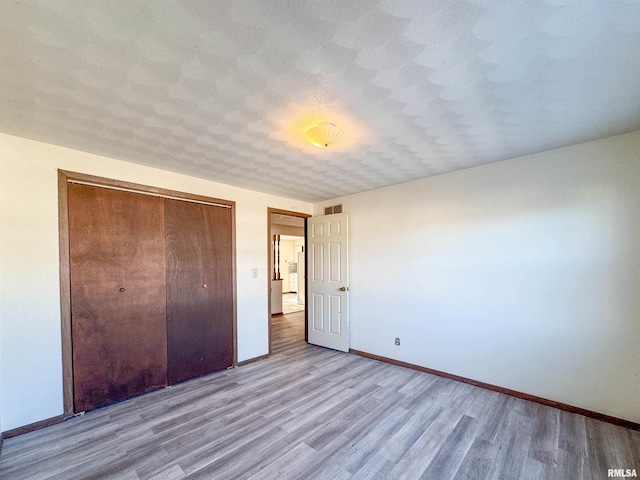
(203, 284), (207, 288)
(339, 286), (349, 292)
(119, 288), (125, 292)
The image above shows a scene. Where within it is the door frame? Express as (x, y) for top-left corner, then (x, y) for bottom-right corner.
(267, 208), (311, 355)
(58, 170), (237, 417)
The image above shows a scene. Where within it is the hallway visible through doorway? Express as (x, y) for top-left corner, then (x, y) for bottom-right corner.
(267, 208), (310, 353)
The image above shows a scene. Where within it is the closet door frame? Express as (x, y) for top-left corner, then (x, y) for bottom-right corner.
(58, 170), (237, 418)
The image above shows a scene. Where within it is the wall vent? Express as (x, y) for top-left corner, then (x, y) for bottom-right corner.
(324, 204), (343, 215)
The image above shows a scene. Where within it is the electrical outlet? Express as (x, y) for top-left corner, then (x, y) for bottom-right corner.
(395, 337), (400, 346)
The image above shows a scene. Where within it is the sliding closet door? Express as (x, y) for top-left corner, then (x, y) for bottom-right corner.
(165, 199), (233, 384)
(68, 184), (167, 412)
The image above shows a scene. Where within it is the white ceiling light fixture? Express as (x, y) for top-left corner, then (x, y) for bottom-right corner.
(304, 122), (345, 148)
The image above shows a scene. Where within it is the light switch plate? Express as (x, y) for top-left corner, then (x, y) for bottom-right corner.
(252, 268), (258, 278)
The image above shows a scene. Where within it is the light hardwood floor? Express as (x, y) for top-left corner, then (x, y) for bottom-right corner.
(282, 293), (304, 315)
(1, 311), (638, 479)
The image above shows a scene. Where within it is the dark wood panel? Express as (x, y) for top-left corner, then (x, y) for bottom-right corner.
(60, 171), (237, 415)
(68, 184), (167, 412)
(165, 199), (233, 384)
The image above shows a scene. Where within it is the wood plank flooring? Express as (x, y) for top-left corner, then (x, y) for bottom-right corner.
(1, 311), (638, 479)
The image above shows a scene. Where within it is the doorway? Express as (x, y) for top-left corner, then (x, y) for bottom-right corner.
(267, 209), (310, 354)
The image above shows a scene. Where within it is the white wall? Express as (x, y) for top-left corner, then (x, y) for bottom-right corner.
(0, 133), (312, 432)
(279, 240), (295, 292)
(315, 131), (640, 423)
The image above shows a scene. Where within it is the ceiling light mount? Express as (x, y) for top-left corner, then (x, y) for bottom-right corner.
(305, 122), (345, 148)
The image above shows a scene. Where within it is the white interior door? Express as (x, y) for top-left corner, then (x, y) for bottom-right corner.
(307, 213), (349, 352)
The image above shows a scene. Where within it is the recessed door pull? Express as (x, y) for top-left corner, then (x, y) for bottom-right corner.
(119, 287), (125, 292)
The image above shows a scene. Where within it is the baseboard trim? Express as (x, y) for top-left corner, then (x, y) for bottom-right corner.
(236, 353), (269, 367)
(349, 348), (640, 432)
(1, 414), (65, 439)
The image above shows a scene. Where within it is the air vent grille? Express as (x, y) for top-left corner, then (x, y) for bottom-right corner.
(324, 204), (343, 215)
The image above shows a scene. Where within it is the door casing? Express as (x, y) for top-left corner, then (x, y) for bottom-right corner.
(267, 208), (311, 354)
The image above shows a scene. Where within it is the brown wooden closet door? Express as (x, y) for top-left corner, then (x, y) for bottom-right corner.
(165, 199), (233, 385)
(68, 184), (167, 412)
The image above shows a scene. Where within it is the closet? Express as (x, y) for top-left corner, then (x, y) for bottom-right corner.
(67, 181), (234, 412)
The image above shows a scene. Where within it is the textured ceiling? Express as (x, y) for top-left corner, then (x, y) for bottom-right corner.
(1, 1), (639, 202)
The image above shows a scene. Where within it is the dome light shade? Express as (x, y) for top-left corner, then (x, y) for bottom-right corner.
(304, 122), (345, 148)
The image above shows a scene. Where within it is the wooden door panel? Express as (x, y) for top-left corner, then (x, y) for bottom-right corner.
(165, 199), (233, 385)
(68, 184), (167, 412)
